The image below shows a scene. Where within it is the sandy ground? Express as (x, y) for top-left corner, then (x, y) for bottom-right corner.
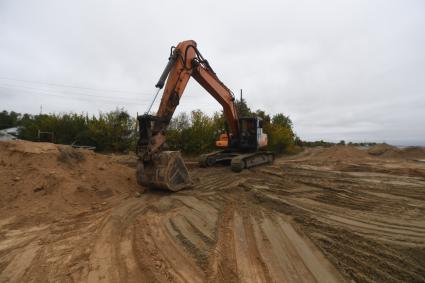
(0, 141), (424, 283)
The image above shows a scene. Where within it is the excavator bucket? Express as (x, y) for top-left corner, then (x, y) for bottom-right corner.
(136, 151), (192, 192)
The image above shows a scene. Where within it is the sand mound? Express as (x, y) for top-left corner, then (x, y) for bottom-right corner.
(1, 141), (425, 282)
(367, 144), (399, 156)
(397, 146), (425, 159)
(368, 144), (425, 159)
(306, 145), (370, 161)
(0, 140), (139, 222)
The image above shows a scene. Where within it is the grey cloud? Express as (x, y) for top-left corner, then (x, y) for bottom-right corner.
(1, 0), (424, 145)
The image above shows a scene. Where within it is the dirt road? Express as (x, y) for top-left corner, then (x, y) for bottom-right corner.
(1, 141), (424, 282)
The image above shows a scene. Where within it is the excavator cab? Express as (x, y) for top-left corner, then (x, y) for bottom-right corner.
(216, 117), (268, 150)
(239, 117), (267, 150)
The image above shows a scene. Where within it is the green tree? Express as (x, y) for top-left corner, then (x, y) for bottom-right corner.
(0, 110), (21, 129)
(254, 110), (271, 124)
(168, 112), (190, 130)
(87, 109), (135, 152)
(166, 110), (226, 154)
(6, 101), (299, 156)
(266, 124), (295, 154)
(166, 112), (190, 150)
(235, 97), (252, 117)
(16, 108), (135, 152)
(183, 110), (216, 153)
(272, 113), (292, 129)
(263, 113), (296, 154)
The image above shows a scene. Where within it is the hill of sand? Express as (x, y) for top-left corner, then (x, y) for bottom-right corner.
(0, 141), (139, 223)
(368, 144), (425, 159)
(1, 140), (424, 282)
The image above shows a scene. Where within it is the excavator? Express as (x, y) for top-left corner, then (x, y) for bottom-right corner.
(136, 40), (274, 191)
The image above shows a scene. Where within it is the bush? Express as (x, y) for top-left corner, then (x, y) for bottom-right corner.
(0, 110), (21, 129)
(263, 114), (295, 154)
(265, 124), (295, 153)
(15, 108), (135, 152)
(3, 102), (298, 155)
(166, 110), (224, 154)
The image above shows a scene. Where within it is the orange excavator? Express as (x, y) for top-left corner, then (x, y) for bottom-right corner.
(136, 40), (274, 191)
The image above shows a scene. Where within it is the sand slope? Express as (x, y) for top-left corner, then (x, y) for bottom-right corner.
(1, 141), (424, 282)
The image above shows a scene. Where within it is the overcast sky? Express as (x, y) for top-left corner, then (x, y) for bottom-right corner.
(1, 0), (424, 145)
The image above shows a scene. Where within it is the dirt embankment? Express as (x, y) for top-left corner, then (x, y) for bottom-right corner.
(368, 143), (425, 159)
(1, 141), (425, 283)
(0, 141), (139, 221)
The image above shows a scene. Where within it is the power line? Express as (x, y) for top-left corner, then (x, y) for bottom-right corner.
(0, 82), (153, 102)
(0, 76), (212, 99)
(0, 82), (214, 102)
(0, 85), (150, 106)
(0, 77), (152, 96)
(0, 77), (227, 113)
(0, 84), (225, 114)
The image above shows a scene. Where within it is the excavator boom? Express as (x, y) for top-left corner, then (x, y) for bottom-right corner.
(136, 40), (239, 191)
(137, 40), (272, 191)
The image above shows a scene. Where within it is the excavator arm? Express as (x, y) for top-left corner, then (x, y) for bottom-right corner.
(136, 40), (239, 191)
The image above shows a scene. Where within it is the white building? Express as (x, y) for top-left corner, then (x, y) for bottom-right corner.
(0, 127), (19, 141)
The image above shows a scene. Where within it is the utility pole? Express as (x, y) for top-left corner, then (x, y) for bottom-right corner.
(237, 89), (243, 114)
(40, 105), (43, 115)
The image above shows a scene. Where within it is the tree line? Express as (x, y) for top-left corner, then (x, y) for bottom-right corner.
(167, 96), (298, 154)
(0, 109), (135, 152)
(0, 98), (297, 154)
